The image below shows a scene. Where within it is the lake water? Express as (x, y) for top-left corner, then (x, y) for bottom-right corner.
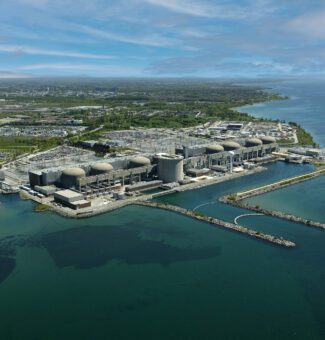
(1, 162), (325, 339)
(237, 79), (325, 147)
(0, 79), (325, 339)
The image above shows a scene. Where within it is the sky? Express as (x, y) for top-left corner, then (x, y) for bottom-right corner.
(0, 0), (325, 78)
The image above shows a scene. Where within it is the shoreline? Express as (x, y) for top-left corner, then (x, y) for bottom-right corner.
(24, 165), (298, 247)
(35, 167), (267, 219)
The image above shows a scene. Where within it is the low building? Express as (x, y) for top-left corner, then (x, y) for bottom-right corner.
(126, 180), (162, 192)
(186, 168), (212, 177)
(34, 185), (58, 196)
(210, 165), (228, 173)
(54, 189), (91, 209)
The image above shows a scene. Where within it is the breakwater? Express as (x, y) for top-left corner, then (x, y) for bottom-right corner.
(220, 168), (325, 230)
(134, 201), (296, 248)
(234, 168), (325, 200)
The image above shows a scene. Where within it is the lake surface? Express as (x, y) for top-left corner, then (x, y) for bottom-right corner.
(1, 162), (325, 339)
(245, 175), (325, 224)
(237, 79), (325, 147)
(1, 79), (324, 339)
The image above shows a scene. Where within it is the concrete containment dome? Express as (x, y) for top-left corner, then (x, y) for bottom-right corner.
(245, 138), (263, 147)
(61, 167), (86, 189)
(157, 154), (184, 183)
(90, 162), (113, 175)
(221, 141), (242, 151)
(129, 156), (151, 168)
(260, 136), (276, 144)
(62, 167), (86, 177)
(206, 144), (224, 154)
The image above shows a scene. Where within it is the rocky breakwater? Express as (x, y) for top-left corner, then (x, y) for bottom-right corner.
(220, 195), (325, 230)
(134, 201), (296, 248)
(219, 168), (325, 230)
(235, 168), (325, 201)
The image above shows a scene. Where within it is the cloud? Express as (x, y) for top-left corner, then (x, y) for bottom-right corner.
(18, 62), (142, 76)
(70, 24), (179, 48)
(143, 0), (247, 19)
(0, 44), (113, 59)
(286, 10), (325, 39)
(0, 70), (32, 78)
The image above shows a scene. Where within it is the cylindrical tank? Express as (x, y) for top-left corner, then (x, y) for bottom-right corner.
(206, 144), (224, 154)
(245, 138), (263, 147)
(260, 136), (276, 144)
(61, 167), (86, 189)
(157, 154), (184, 183)
(129, 156), (151, 168)
(90, 162), (113, 175)
(221, 141), (242, 151)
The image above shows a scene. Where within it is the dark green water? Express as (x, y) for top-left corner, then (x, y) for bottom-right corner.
(0, 162), (324, 339)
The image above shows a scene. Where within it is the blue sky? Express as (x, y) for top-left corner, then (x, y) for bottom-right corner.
(1, 0), (325, 78)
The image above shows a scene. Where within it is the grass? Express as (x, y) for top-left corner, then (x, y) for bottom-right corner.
(34, 203), (50, 212)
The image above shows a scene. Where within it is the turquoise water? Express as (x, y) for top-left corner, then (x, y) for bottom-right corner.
(245, 175), (325, 224)
(1, 162), (325, 339)
(237, 79), (325, 147)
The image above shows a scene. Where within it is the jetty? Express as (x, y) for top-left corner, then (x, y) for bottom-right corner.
(220, 168), (325, 230)
(134, 201), (296, 248)
(234, 168), (325, 200)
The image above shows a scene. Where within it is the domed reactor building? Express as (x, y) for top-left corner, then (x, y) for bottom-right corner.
(60, 167), (86, 189)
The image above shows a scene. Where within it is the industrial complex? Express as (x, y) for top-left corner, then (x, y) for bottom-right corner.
(0, 121), (324, 217)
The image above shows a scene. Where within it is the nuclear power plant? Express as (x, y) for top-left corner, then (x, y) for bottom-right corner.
(22, 137), (278, 210)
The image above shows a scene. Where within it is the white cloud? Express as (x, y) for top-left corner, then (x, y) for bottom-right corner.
(0, 44), (113, 59)
(0, 70), (32, 78)
(18, 62), (142, 76)
(72, 24), (179, 48)
(286, 11), (325, 39)
(143, 0), (248, 19)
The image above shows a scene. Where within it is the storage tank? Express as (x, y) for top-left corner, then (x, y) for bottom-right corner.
(221, 141), (242, 151)
(245, 138), (263, 147)
(61, 167), (86, 189)
(260, 136), (276, 144)
(129, 156), (151, 168)
(205, 144), (224, 154)
(157, 154), (184, 183)
(90, 162), (113, 175)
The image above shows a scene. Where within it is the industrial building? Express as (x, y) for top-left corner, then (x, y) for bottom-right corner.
(54, 189), (91, 210)
(25, 137), (278, 208)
